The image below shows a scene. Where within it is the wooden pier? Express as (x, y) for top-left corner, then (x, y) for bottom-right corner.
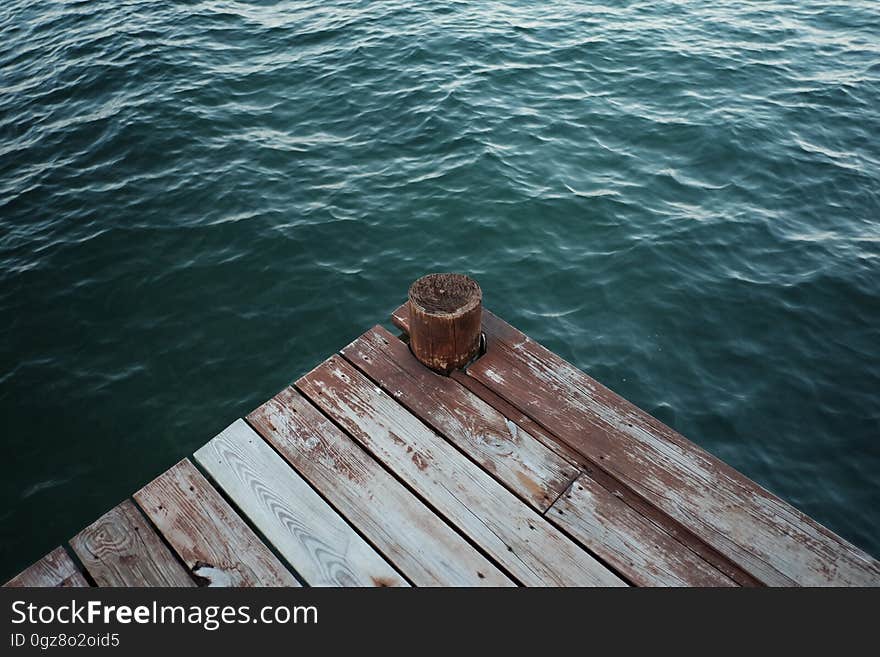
(6, 292), (880, 587)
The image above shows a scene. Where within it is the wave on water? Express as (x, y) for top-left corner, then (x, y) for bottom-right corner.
(1, 0), (879, 576)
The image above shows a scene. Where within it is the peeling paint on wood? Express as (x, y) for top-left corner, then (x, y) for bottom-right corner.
(297, 355), (626, 587)
(4, 547), (89, 588)
(551, 475), (735, 586)
(70, 500), (193, 587)
(247, 388), (514, 587)
(445, 367), (762, 585)
(340, 325), (578, 512)
(467, 308), (880, 586)
(134, 459), (298, 587)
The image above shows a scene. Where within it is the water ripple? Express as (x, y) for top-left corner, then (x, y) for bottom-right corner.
(1, 0), (879, 577)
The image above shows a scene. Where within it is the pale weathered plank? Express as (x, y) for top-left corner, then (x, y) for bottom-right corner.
(296, 355), (625, 587)
(70, 500), (193, 587)
(342, 327), (734, 586)
(195, 420), (407, 587)
(4, 547), (89, 587)
(457, 370), (758, 586)
(341, 326), (578, 511)
(401, 305), (880, 586)
(550, 475), (735, 586)
(247, 388), (514, 587)
(134, 459), (298, 587)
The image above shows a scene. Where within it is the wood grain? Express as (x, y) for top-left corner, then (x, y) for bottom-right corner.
(195, 420), (407, 587)
(367, 317), (738, 586)
(70, 500), (193, 587)
(134, 459), (298, 587)
(4, 547), (89, 587)
(296, 355), (626, 587)
(550, 475), (735, 586)
(340, 325), (578, 512)
(446, 364), (760, 585)
(395, 305), (880, 586)
(407, 274), (482, 373)
(247, 388), (514, 587)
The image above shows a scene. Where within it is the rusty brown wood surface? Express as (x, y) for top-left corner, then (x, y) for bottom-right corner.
(134, 459), (299, 587)
(69, 500), (194, 587)
(346, 324), (735, 586)
(407, 274), (483, 373)
(296, 355), (626, 587)
(393, 304), (758, 586)
(550, 475), (735, 586)
(247, 388), (514, 587)
(4, 547), (89, 588)
(393, 303), (880, 586)
(341, 325), (578, 512)
(442, 366), (761, 585)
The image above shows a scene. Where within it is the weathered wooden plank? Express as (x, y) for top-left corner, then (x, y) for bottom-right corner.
(134, 459), (298, 587)
(348, 324), (737, 586)
(340, 326), (578, 512)
(70, 500), (193, 587)
(247, 388), (514, 587)
(447, 367), (760, 586)
(449, 369), (587, 464)
(4, 547), (89, 588)
(551, 475), (735, 586)
(195, 420), (407, 587)
(390, 304), (412, 337)
(402, 305), (880, 586)
(296, 355), (626, 587)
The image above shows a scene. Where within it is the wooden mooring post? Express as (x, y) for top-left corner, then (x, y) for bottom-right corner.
(407, 273), (483, 374)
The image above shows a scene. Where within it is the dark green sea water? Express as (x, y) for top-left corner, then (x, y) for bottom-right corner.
(1, 0), (879, 580)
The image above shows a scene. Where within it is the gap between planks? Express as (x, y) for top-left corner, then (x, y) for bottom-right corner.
(339, 324), (581, 513)
(246, 392), (516, 587)
(70, 499), (195, 587)
(339, 324), (736, 587)
(446, 368), (759, 586)
(4, 546), (89, 588)
(134, 458), (301, 587)
(392, 303), (880, 586)
(194, 420), (409, 587)
(296, 354), (627, 587)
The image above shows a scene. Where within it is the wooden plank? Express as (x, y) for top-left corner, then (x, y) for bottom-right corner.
(398, 305), (880, 586)
(357, 321), (738, 586)
(551, 475), (735, 586)
(390, 304), (408, 333)
(134, 459), (298, 587)
(4, 547), (89, 588)
(340, 326), (578, 512)
(247, 388), (514, 587)
(449, 370), (588, 465)
(448, 367), (760, 586)
(296, 355), (626, 587)
(396, 305), (762, 586)
(195, 420), (408, 587)
(70, 500), (193, 587)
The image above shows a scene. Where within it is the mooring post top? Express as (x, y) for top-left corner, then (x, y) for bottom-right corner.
(407, 273), (482, 317)
(407, 273), (483, 374)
